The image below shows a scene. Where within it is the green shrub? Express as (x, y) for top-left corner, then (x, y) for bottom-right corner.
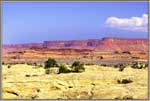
(7, 65), (11, 68)
(145, 63), (148, 68)
(71, 61), (85, 73)
(119, 65), (126, 72)
(114, 64), (126, 71)
(101, 64), (107, 67)
(2, 62), (5, 65)
(122, 95), (133, 99)
(72, 61), (81, 67)
(85, 63), (94, 65)
(59, 64), (71, 73)
(44, 58), (58, 69)
(25, 74), (31, 77)
(131, 62), (147, 69)
(115, 95), (133, 99)
(117, 79), (133, 84)
(33, 62), (37, 66)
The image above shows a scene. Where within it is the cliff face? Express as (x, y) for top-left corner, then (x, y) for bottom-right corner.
(3, 37), (148, 52)
(97, 38), (148, 52)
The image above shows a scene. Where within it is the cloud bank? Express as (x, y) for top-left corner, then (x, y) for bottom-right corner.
(105, 14), (148, 32)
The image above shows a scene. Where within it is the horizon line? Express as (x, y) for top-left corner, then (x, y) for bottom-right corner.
(2, 37), (148, 45)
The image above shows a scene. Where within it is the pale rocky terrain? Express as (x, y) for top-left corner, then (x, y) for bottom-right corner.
(2, 64), (148, 99)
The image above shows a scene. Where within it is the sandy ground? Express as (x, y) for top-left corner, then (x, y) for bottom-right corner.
(2, 64), (148, 99)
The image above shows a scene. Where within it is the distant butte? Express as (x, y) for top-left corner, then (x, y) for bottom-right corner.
(3, 37), (148, 52)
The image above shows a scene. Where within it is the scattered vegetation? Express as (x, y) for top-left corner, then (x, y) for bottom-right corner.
(43, 58), (85, 74)
(131, 62), (148, 69)
(115, 95), (133, 99)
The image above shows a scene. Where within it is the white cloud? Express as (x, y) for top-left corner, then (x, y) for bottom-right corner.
(105, 14), (148, 32)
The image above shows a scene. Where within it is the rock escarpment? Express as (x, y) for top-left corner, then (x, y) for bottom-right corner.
(2, 37), (148, 63)
(3, 37), (148, 52)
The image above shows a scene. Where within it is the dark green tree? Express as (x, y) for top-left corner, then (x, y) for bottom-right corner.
(71, 60), (85, 72)
(44, 58), (58, 69)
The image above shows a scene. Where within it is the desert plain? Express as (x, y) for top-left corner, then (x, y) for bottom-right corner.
(2, 37), (148, 99)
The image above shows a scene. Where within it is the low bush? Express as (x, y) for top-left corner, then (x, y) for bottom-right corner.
(44, 58), (58, 69)
(115, 95), (133, 99)
(122, 95), (133, 99)
(71, 61), (85, 73)
(117, 78), (133, 84)
(58, 64), (71, 73)
(119, 66), (125, 72)
(131, 62), (147, 69)
(101, 64), (107, 67)
(33, 62), (37, 66)
(7, 65), (11, 68)
(85, 63), (94, 65)
(25, 74), (31, 77)
(2, 62), (5, 65)
(114, 64), (126, 71)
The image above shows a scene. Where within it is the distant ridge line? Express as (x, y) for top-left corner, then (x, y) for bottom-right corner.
(3, 37), (148, 46)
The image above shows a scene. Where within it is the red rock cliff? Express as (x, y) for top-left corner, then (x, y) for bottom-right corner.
(3, 37), (148, 52)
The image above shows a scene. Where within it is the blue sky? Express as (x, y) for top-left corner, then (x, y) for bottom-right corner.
(2, 2), (148, 44)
